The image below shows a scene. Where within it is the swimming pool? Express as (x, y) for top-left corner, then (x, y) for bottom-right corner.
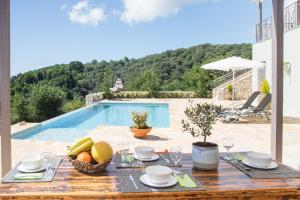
(12, 102), (170, 142)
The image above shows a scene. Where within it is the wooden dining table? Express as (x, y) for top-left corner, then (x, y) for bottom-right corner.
(0, 153), (300, 200)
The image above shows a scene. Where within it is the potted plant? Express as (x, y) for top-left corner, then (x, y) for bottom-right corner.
(130, 112), (152, 138)
(182, 102), (221, 170)
(259, 79), (271, 110)
(226, 84), (233, 100)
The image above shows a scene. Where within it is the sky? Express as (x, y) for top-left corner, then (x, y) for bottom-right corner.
(11, 0), (273, 75)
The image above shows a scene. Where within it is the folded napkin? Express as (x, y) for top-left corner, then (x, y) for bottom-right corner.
(127, 154), (134, 162)
(14, 173), (44, 180)
(121, 154), (134, 163)
(175, 174), (197, 188)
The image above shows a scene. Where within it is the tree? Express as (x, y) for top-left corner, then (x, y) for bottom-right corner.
(103, 66), (112, 98)
(29, 85), (65, 121)
(183, 66), (222, 97)
(11, 93), (30, 123)
(138, 68), (160, 96)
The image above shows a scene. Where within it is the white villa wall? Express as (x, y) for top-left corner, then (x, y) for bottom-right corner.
(252, 27), (300, 117)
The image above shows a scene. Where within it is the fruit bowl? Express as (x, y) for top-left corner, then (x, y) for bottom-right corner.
(68, 155), (112, 174)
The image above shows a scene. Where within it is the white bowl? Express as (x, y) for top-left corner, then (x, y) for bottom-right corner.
(145, 165), (172, 184)
(246, 152), (272, 167)
(134, 146), (154, 159)
(21, 153), (42, 170)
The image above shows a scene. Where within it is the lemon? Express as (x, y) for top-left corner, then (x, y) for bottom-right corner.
(91, 141), (113, 164)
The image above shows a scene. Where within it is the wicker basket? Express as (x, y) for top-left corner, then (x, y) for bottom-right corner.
(67, 155), (112, 174)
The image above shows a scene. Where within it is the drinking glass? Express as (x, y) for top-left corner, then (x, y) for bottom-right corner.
(40, 152), (53, 172)
(169, 146), (182, 169)
(118, 142), (130, 167)
(222, 137), (234, 160)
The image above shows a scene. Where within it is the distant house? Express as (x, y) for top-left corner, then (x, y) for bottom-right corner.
(252, 0), (300, 117)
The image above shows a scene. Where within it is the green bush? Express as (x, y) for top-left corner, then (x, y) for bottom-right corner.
(227, 84), (233, 93)
(260, 79), (270, 94)
(63, 98), (85, 113)
(29, 85), (65, 121)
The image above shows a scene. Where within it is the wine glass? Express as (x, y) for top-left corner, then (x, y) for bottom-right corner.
(222, 137), (234, 160)
(169, 146), (182, 172)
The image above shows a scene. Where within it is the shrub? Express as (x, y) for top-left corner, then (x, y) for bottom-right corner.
(227, 84), (233, 93)
(63, 98), (85, 112)
(131, 112), (149, 129)
(260, 79), (270, 94)
(111, 91), (199, 99)
(29, 85), (65, 121)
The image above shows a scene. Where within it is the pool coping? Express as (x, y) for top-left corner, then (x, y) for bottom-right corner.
(11, 100), (170, 137)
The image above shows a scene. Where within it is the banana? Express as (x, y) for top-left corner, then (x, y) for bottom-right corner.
(69, 137), (92, 152)
(81, 144), (92, 152)
(70, 140), (94, 156)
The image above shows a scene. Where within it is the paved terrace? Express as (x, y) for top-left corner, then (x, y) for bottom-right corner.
(10, 98), (300, 170)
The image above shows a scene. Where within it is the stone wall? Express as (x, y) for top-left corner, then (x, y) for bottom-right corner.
(85, 92), (104, 106)
(213, 72), (252, 100)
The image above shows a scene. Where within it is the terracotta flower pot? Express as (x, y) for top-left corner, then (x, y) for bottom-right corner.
(130, 127), (152, 138)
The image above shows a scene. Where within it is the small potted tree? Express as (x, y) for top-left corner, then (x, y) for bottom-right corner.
(182, 102), (221, 170)
(226, 84), (233, 100)
(260, 79), (271, 110)
(130, 112), (152, 138)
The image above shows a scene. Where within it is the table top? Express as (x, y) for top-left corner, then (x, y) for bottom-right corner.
(1, 154), (300, 200)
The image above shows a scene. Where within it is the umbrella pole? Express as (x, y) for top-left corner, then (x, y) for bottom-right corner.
(231, 70), (235, 111)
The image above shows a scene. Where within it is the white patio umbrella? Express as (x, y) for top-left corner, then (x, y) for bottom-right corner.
(202, 56), (265, 107)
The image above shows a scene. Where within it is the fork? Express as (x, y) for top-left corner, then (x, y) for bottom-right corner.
(129, 174), (138, 190)
(160, 154), (170, 163)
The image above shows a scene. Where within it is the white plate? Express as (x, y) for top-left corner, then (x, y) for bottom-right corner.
(17, 163), (47, 173)
(133, 153), (159, 162)
(242, 158), (278, 169)
(140, 174), (177, 188)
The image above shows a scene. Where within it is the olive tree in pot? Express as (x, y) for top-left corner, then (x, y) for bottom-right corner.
(182, 102), (221, 170)
(130, 112), (152, 138)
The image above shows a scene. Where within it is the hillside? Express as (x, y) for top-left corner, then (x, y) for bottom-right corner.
(11, 43), (252, 123)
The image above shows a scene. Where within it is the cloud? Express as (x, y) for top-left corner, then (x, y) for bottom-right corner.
(120, 0), (209, 25)
(68, 0), (107, 27)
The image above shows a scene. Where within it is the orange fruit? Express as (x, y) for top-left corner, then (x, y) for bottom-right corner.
(77, 152), (92, 163)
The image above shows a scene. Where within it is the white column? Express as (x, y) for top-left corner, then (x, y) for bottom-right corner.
(0, 0), (11, 175)
(271, 0), (284, 162)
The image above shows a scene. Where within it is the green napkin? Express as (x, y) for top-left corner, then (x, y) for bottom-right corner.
(174, 175), (185, 187)
(121, 154), (134, 163)
(233, 154), (246, 162)
(14, 173), (44, 180)
(126, 154), (134, 163)
(183, 174), (197, 188)
(175, 174), (197, 188)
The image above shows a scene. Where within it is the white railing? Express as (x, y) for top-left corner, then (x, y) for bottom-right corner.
(213, 69), (251, 89)
(256, 0), (300, 42)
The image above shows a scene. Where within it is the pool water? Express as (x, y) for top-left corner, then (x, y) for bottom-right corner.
(12, 102), (170, 142)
